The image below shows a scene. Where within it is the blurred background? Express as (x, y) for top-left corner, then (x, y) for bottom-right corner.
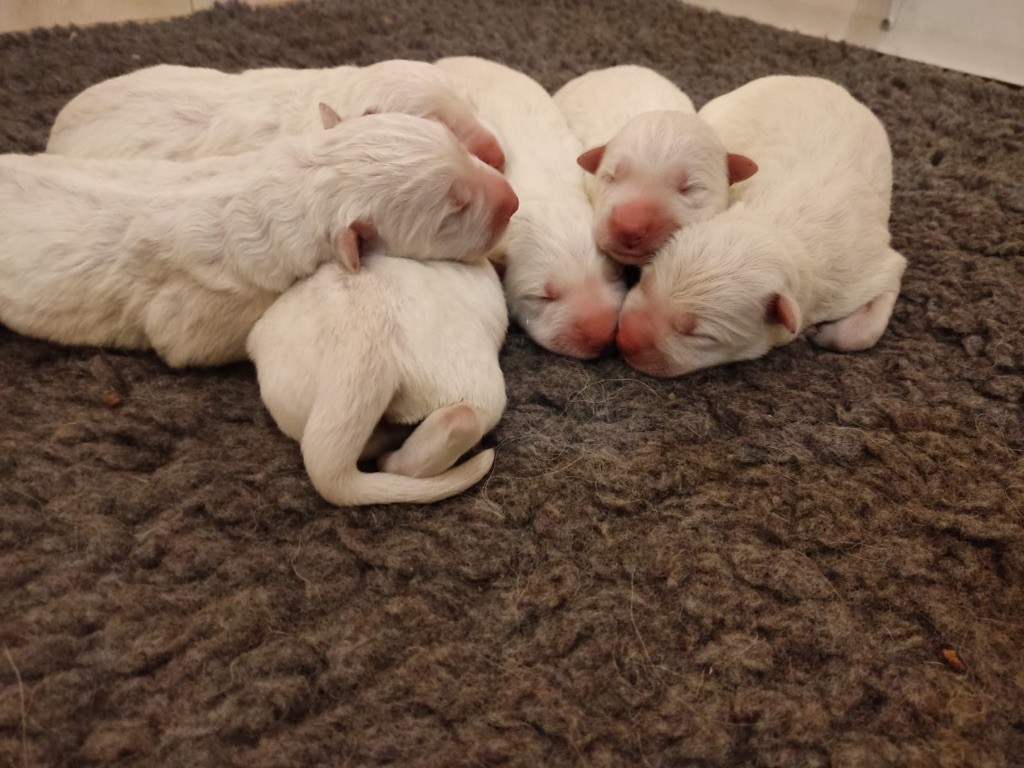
(2, 0), (1021, 86)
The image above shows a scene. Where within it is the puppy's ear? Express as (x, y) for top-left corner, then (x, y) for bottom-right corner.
(727, 154), (758, 184)
(577, 145), (607, 174)
(765, 293), (801, 334)
(333, 227), (361, 272)
(319, 102), (343, 130)
(332, 221), (378, 273)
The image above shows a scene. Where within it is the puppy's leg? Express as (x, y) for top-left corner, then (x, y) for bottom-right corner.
(378, 403), (487, 478)
(807, 290), (899, 352)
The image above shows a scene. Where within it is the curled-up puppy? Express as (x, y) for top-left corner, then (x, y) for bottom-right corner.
(435, 56), (624, 359)
(616, 76), (906, 377)
(247, 257), (507, 506)
(1, 111), (517, 367)
(554, 65), (757, 265)
(48, 59), (505, 169)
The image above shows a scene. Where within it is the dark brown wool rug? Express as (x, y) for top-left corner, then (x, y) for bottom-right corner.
(1, 1), (1022, 765)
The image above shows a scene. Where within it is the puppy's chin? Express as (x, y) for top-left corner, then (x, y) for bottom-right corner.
(603, 248), (655, 267)
(595, 233), (661, 266)
(621, 350), (689, 378)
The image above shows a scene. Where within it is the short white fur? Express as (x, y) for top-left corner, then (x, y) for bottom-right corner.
(554, 65), (735, 263)
(619, 76), (907, 377)
(247, 257), (508, 506)
(435, 56), (625, 359)
(1, 113), (504, 367)
(47, 59), (498, 164)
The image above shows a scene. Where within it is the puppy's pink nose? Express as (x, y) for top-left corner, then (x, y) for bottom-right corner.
(606, 199), (671, 253)
(616, 310), (656, 358)
(479, 170), (519, 237)
(611, 202), (654, 247)
(571, 309), (618, 355)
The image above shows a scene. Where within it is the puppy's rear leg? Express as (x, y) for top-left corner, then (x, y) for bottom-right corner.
(807, 290), (899, 352)
(378, 403), (487, 478)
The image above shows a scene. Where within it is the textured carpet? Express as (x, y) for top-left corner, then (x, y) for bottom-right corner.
(1, 0), (1022, 765)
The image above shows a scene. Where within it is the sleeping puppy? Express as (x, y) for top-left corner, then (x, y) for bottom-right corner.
(435, 56), (624, 359)
(616, 76), (906, 377)
(554, 65), (757, 265)
(1, 110), (517, 368)
(247, 257), (507, 507)
(47, 59), (506, 169)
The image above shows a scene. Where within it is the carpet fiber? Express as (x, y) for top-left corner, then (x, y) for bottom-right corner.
(1, 1), (1022, 765)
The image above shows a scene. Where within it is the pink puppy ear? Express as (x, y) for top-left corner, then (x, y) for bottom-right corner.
(765, 293), (801, 334)
(577, 145), (607, 174)
(333, 226), (361, 273)
(333, 221), (377, 273)
(319, 102), (343, 130)
(726, 154), (758, 184)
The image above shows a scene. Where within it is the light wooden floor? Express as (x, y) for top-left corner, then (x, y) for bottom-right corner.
(0, 0), (296, 34)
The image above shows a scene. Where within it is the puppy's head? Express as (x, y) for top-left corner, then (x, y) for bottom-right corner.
(314, 111), (518, 272)
(615, 212), (801, 377)
(347, 59), (506, 170)
(578, 112), (757, 266)
(500, 206), (626, 359)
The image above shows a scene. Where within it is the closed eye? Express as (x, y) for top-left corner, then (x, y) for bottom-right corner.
(688, 332), (719, 346)
(680, 183), (704, 195)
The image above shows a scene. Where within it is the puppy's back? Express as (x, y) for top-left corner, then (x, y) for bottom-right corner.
(554, 65), (696, 148)
(699, 76), (892, 204)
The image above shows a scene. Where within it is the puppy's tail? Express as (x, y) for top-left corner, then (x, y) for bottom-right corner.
(300, 361), (493, 507)
(318, 450), (496, 507)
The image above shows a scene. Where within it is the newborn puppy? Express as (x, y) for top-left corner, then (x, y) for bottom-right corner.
(48, 59), (505, 169)
(616, 76), (906, 377)
(554, 65), (757, 265)
(247, 257), (507, 506)
(435, 56), (624, 359)
(1, 111), (516, 368)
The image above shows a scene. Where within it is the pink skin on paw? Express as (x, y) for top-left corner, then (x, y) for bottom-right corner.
(602, 199), (676, 264)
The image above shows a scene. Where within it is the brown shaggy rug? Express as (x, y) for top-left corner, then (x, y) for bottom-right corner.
(1, 0), (1022, 765)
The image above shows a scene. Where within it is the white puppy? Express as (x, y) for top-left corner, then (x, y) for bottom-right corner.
(555, 65), (757, 265)
(616, 76), (906, 377)
(47, 59), (506, 169)
(435, 56), (624, 359)
(247, 257), (507, 506)
(1, 111), (517, 368)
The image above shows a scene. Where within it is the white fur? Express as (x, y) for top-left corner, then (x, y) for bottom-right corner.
(435, 56), (625, 359)
(1, 113), (506, 367)
(247, 257), (507, 506)
(554, 65), (695, 149)
(554, 66), (732, 264)
(618, 76), (907, 377)
(47, 59), (501, 165)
